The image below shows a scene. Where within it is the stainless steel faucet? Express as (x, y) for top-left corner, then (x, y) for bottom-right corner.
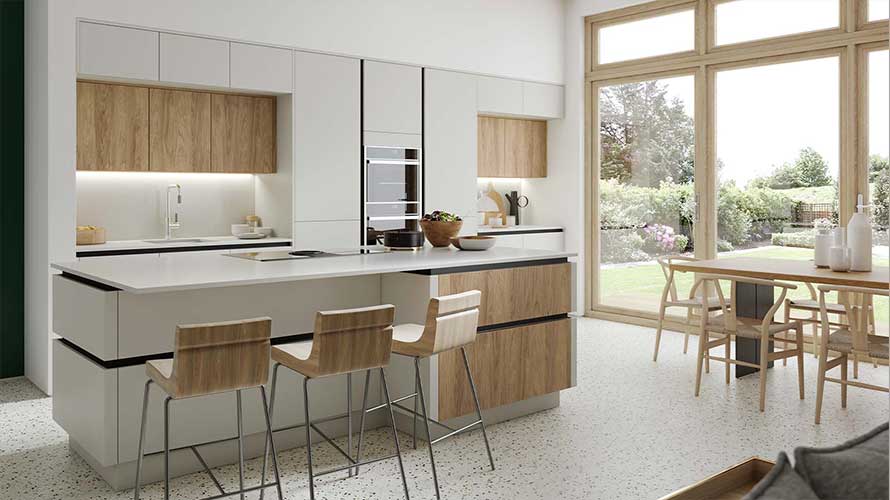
(165, 184), (182, 240)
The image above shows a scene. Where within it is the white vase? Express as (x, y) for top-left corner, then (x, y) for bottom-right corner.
(814, 230), (832, 268)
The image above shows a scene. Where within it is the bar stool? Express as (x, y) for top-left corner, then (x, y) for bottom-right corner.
(356, 290), (494, 499)
(133, 317), (283, 500)
(260, 304), (409, 500)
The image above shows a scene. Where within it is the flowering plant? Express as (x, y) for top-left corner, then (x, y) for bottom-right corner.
(642, 224), (681, 253)
(813, 218), (833, 231)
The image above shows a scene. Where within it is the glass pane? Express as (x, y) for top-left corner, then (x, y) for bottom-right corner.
(715, 56), (839, 314)
(598, 75), (696, 313)
(598, 10), (694, 64)
(868, 49), (889, 334)
(715, 0), (839, 46)
(869, 0), (890, 21)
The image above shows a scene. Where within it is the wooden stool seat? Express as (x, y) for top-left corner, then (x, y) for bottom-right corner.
(270, 340), (315, 375)
(391, 323), (429, 357)
(827, 330), (889, 359)
(145, 359), (175, 395)
(788, 298), (846, 313)
(706, 314), (802, 339)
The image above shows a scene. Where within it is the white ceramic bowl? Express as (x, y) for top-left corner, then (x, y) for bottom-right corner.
(255, 227), (273, 236)
(458, 236), (496, 251)
(231, 224), (251, 236)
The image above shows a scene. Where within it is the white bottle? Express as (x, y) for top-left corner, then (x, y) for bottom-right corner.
(847, 194), (873, 272)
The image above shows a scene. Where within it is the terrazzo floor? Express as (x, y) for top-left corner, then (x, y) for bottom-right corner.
(1, 318), (888, 499)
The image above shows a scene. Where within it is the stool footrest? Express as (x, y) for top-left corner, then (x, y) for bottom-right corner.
(313, 453), (401, 478)
(198, 481), (281, 500)
(431, 419), (483, 445)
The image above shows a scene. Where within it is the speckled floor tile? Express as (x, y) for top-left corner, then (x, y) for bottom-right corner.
(1, 318), (887, 499)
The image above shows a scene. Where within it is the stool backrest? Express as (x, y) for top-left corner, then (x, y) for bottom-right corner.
(310, 304), (395, 377)
(172, 317), (272, 398)
(423, 290), (482, 355)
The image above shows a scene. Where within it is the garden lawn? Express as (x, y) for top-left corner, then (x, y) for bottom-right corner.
(599, 245), (888, 333)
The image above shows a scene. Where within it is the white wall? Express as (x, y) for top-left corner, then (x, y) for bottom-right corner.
(25, 0), (566, 393)
(76, 173), (257, 241)
(524, 0), (647, 313)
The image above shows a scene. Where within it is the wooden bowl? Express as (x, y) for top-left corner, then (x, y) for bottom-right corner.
(420, 220), (463, 247)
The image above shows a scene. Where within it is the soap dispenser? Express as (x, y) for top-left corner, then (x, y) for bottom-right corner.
(847, 194), (873, 272)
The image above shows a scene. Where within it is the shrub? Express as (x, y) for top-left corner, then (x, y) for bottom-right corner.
(772, 230), (815, 249)
(716, 184), (753, 246)
(717, 240), (734, 252)
(873, 168), (890, 229)
(600, 229), (647, 264)
(674, 234), (689, 252)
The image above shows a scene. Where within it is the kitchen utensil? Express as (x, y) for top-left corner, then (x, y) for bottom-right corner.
(420, 220), (462, 247)
(231, 224), (251, 236)
(455, 235), (496, 251)
(381, 230), (425, 250)
(504, 191), (528, 225)
(76, 226), (106, 245)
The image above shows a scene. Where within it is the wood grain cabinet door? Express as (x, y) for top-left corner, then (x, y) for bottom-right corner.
(504, 118), (547, 178)
(211, 94), (277, 173)
(438, 263), (571, 326)
(76, 82), (149, 171)
(149, 88), (211, 172)
(477, 116), (505, 177)
(437, 318), (571, 420)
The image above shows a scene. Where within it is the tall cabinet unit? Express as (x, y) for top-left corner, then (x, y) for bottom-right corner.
(292, 51), (362, 248)
(424, 69), (478, 234)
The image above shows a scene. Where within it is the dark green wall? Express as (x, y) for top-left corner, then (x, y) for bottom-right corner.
(0, 0), (25, 378)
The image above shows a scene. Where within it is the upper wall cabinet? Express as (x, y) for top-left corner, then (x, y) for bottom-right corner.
(362, 61), (422, 135)
(478, 116), (546, 178)
(425, 69), (478, 233)
(76, 82), (149, 171)
(477, 75), (564, 119)
(523, 82), (564, 119)
(293, 51), (361, 222)
(77, 22), (159, 81)
(477, 76), (523, 116)
(230, 43), (293, 93)
(211, 94), (277, 173)
(159, 33), (229, 88)
(149, 88), (212, 172)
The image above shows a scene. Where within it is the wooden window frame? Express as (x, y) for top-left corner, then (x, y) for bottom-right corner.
(584, 0), (889, 322)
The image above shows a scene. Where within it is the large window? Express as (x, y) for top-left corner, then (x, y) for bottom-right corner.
(586, 0), (889, 319)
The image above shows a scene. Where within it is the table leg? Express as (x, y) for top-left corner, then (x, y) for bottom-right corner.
(735, 282), (775, 378)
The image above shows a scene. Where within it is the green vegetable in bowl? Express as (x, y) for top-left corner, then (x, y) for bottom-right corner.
(422, 210), (462, 222)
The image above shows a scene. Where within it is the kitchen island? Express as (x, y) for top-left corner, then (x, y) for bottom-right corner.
(51, 247), (577, 489)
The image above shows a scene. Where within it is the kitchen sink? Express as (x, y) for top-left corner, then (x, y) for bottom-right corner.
(143, 238), (206, 244)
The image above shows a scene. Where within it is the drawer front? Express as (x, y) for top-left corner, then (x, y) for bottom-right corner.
(437, 318), (572, 420)
(437, 263), (571, 326)
(52, 274), (118, 360)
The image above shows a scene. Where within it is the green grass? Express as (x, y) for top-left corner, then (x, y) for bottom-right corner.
(600, 245), (888, 331)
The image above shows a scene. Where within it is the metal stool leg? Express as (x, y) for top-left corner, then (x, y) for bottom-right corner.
(347, 372), (353, 477)
(355, 369), (371, 476)
(133, 380), (152, 500)
(259, 386), (284, 500)
(259, 363), (281, 500)
(163, 396), (172, 500)
(413, 372), (419, 450)
(462, 347), (495, 471)
(303, 377), (315, 500)
(380, 368), (410, 500)
(414, 357), (440, 499)
(236, 390), (246, 500)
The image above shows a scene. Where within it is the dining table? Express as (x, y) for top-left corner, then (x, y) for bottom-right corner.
(671, 257), (889, 377)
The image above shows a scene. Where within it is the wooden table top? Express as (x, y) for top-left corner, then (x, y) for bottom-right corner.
(671, 257), (890, 290)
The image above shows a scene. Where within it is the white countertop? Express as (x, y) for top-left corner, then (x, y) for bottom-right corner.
(476, 225), (563, 233)
(76, 236), (292, 254)
(53, 246), (575, 294)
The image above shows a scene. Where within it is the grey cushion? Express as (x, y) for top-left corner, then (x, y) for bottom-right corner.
(743, 452), (819, 500)
(794, 422), (889, 500)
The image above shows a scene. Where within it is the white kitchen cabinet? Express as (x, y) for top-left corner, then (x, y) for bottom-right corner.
(362, 61), (422, 135)
(493, 234), (524, 248)
(230, 42), (293, 93)
(523, 232), (564, 251)
(293, 52), (361, 222)
(77, 22), (159, 81)
(159, 33), (229, 87)
(477, 76), (523, 116)
(523, 82), (564, 119)
(424, 69), (477, 236)
(292, 221), (359, 249)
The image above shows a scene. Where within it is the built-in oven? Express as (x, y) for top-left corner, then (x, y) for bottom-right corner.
(363, 145), (422, 245)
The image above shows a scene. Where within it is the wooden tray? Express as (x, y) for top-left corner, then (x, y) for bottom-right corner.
(76, 227), (106, 245)
(659, 457), (775, 500)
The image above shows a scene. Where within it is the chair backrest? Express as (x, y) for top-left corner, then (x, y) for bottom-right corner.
(171, 317), (272, 398)
(422, 290), (482, 355)
(657, 255), (698, 301)
(818, 284), (890, 353)
(694, 274), (798, 332)
(309, 304), (395, 377)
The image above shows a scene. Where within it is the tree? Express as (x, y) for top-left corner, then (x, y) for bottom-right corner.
(599, 81), (695, 187)
(748, 147), (832, 189)
(874, 168), (890, 229)
(869, 154), (889, 183)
